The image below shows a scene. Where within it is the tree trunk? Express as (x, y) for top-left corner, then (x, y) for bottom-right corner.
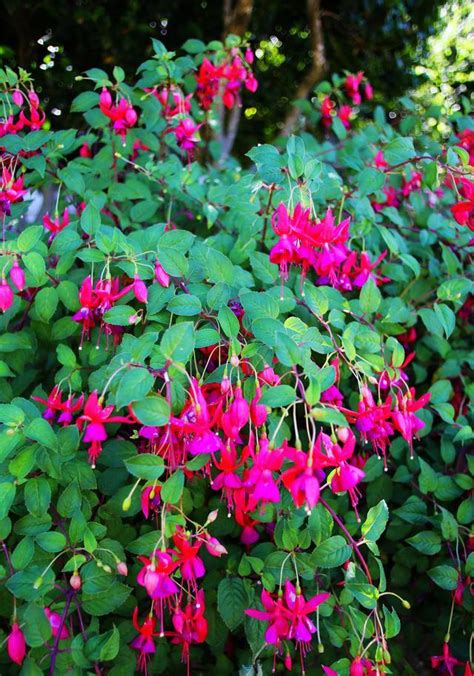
(222, 0), (254, 38)
(280, 0), (327, 137)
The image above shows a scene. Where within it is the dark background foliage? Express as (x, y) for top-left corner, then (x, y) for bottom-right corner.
(1, 0), (445, 148)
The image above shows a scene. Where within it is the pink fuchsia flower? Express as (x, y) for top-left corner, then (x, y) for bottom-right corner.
(391, 388), (430, 457)
(141, 485), (161, 519)
(344, 71), (364, 105)
(455, 128), (474, 166)
(137, 552), (179, 599)
(7, 622), (26, 665)
(170, 589), (208, 668)
(57, 393), (84, 426)
(170, 117), (201, 157)
(245, 587), (291, 645)
(373, 150), (388, 169)
(234, 488), (260, 544)
(32, 385), (64, 422)
(76, 390), (133, 467)
(338, 104), (353, 129)
(0, 278), (14, 313)
(131, 608), (158, 673)
(284, 580), (330, 646)
(99, 88), (138, 140)
(133, 275), (148, 303)
(43, 208), (70, 242)
(451, 178), (474, 231)
(172, 529), (205, 586)
(320, 96), (335, 128)
(431, 642), (463, 676)
(9, 259), (25, 291)
(350, 655), (377, 675)
(401, 171), (422, 197)
(211, 441), (247, 510)
(221, 386), (250, 439)
(204, 535), (228, 557)
(280, 449), (321, 512)
(244, 437), (285, 505)
(364, 82), (374, 100)
(149, 85), (192, 119)
(250, 386), (268, 427)
(155, 260), (170, 287)
(44, 608), (70, 639)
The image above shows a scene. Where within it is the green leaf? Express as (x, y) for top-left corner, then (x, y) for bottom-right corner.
(24, 478), (51, 516)
(25, 418), (57, 450)
(34, 287), (58, 322)
(313, 536), (352, 568)
(361, 500), (389, 542)
(116, 369), (155, 408)
(418, 458), (438, 493)
(218, 305), (240, 338)
(161, 322), (195, 363)
(103, 305), (136, 326)
(360, 279), (382, 314)
(259, 385), (295, 407)
(17, 225), (43, 252)
(407, 530), (441, 555)
(167, 294), (202, 316)
(124, 454), (165, 480)
(182, 38), (206, 53)
(310, 407), (348, 427)
(0, 482), (16, 519)
(428, 565), (458, 591)
(383, 137), (416, 165)
(36, 531), (67, 552)
(161, 470), (184, 504)
(217, 577), (249, 631)
(131, 395), (170, 426)
(357, 167), (385, 196)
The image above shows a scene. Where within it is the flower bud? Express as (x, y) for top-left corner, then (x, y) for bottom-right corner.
(12, 89), (23, 107)
(337, 427), (350, 443)
(154, 260), (170, 287)
(9, 260), (25, 291)
(7, 623), (26, 666)
(33, 576), (43, 589)
(70, 573), (82, 590)
(103, 564), (113, 573)
(28, 89), (40, 108)
(0, 278), (14, 313)
(116, 561), (128, 576)
(99, 87), (112, 109)
(122, 495), (132, 511)
(245, 48), (254, 64)
(133, 275), (148, 303)
(206, 509), (219, 524)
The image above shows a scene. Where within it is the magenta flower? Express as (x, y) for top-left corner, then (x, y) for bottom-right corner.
(7, 622), (26, 666)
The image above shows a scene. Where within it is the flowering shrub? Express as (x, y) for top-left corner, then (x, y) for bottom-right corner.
(0, 35), (473, 675)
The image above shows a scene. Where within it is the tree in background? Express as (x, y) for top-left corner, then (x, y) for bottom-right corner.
(1, 0), (449, 150)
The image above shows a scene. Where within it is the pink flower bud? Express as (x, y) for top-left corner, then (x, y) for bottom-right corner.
(7, 623), (26, 665)
(116, 561), (128, 576)
(125, 107), (138, 126)
(9, 260), (25, 291)
(12, 89), (23, 107)
(79, 142), (92, 158)
(205, 536), (228, 557)
(133, 275), (148, 303)
(0, 278), (14, 313)
(245, 48), (254, 64)
(70, 573), (82, 590)
(250, 387), (267, 427)
(144, 565), (160, 597)
(364, 82), (374, 100)
(220, 375), (231, 394)
(206, 509), (219, 524)
(28, 90), (40, 108)
(154, 260), (170, 287)
(99, 87), (113, 109)
(337, 427), (350, 443)
(284, 653), (292, 671)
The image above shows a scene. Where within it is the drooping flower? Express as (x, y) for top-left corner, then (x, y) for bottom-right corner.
(44, 608), (70, 639)
(280, 448), (321, 512)
(431, 642), (463, 676)
(344, 72), (364, 105)
(131, 608), (157, 673)
(391, 388), (430, 457)
(9, 259), (25, 291)
(451, 178), (474, 231)
(43, 208), (70, 243)
(172, 529), (206, 587)
(284, 580), (330, 648)
(76, 391), (133, 466)
(170, 590), (208, 668)
(137, 552), (179, 600)
(7, 623), (26, 666)
(99, 88), (138, 140)
(0, 278), (14, 313)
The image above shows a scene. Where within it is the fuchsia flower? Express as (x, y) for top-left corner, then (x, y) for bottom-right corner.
(174, 378), (223, 457)
(195, 55), (257, 111)
(155, 260), (170, 287)
(170, 590), (208, 668)
(373, 150), (388, 169)
(99, 88), (138, 140)
(0, 169), (27, 213)
(401, 171), (422, 197)
(137, 552), (179, 600)
(131, 608), (158, 673)
(391, 388), (430, 456)
(0, 278), (14, 313)
(211, 441), (247, 510)
(250, 386), (268, 427)
(172, 529), (206, 587)
(338, 104), (353, 129)
(76, 390), (133, 466)
(244, 437), (285, 504)
(43, 208), (70, 242)
(350, 655), (377, 675)
(221, 386), (250, 439)
(245, 587), (291, 645)
(284, 580), (330, 647)
(431, 642), (463, 675)
(148, 85), (192, 119)
(44, 608), (70, 639)
(7, 623), (26, 666)
(451, 178), (474, 231)
(280, 448), (321, 512)
(455, 128), (474, 166)
(141, 485), (161, 519)
(9, 259), (25, 291)
(344, 72), (364, 105)
(320, 96), (335, 127)
(169, 117), (201, 158)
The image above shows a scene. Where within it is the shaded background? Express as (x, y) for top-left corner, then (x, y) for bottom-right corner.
(1, 0), (472, 149)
